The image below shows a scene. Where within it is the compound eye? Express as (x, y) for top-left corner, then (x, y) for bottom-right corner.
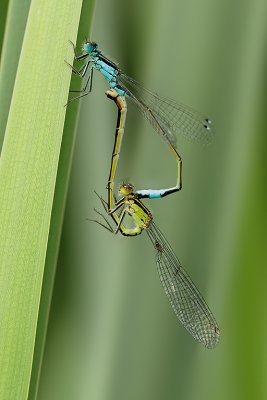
(90, 41), (98, 50)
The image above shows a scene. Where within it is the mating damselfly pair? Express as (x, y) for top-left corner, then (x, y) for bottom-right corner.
(67, 41), (220, 348)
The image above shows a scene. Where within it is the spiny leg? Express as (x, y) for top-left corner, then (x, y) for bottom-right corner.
(65, 59), (90, 79)
(89, 191), (126, 234)
(66, 67), (94, 105)
(68, 40), (89, 61)
(87, 208), (114, 233)
(88, 191), (115, 233)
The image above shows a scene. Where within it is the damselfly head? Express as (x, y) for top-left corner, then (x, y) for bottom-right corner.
(119, 183), (134, 196)
(83, 41), (98, 55)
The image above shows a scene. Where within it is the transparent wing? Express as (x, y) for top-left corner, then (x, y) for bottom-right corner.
(146, 221), (219, 348)
(118, 72), (214, 148)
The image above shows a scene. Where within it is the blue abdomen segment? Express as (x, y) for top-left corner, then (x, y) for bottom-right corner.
(136, 187), (178, 199)
(136, 189), (166, 199)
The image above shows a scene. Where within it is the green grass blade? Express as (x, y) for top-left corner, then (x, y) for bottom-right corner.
(0, 0), (9, 57)
(0, 0), (31, 150)
(0, 0), (83, 399)
(28, 1), (96, 398)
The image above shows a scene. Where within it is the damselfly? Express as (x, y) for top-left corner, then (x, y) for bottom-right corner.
(66, 41), (213, 151)
(93, 181), (220, 348)
(91, 90), (220, 348)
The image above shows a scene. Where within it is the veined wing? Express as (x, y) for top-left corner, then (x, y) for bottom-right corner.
(146, 221), (219, 348)
(118, 72), (214, 148)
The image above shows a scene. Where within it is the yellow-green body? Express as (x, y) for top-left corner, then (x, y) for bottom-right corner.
(117, 193), (153, 236)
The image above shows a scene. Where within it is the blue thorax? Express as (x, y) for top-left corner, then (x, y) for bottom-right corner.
(82, 41), (127, 96)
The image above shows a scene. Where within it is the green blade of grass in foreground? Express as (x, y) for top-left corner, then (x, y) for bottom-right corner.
(28, 1), (96, 397)
(0, 0), (9, 57)
(0, 0), (32, 150)
(0, 0), (83, 399)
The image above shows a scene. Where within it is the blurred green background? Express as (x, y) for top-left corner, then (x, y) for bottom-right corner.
(37, 0), (267, 399)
